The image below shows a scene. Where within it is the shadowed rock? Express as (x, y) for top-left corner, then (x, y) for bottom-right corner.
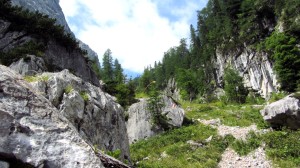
(260, 93), (300, 129)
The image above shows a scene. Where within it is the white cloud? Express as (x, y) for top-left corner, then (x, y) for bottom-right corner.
(60, 0), (206, 73)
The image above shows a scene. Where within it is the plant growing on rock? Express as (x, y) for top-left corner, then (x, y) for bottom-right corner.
(24, 74), (49, 83)
(80, 91), (89, 102)
(147, 82), (170, 130)
(64, 85), (73, 94)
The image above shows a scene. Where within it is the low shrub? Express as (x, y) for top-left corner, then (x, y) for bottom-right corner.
(231, 131), (262, 156)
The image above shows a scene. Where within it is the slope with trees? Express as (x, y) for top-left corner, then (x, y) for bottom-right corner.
(137, 0), (300, 103)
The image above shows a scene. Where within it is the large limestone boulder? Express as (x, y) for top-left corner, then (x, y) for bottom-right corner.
(9, 55), (47, 75)
(29, 69), (131, 161)
(126, 96), (185, 144)
(260, 94), (300, 129)
(0, 65), (104, 167)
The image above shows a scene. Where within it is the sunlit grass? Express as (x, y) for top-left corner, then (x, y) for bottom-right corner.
(130, 101), (300, 168)
(24, 75), (49, 83)
(182, 101), (268, 128)
(130, 123), (233, 168)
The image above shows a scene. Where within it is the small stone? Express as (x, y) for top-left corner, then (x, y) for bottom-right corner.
(161, 151), (168, 158)
(205, 135), (213, 143)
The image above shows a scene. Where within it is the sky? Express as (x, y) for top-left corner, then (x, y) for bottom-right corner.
(59, 0), (208, 76)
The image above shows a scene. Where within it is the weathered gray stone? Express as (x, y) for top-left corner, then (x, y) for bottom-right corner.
(44, 39), (100, 86)
(126, 99), (155, 144)
(164, 78), (181, 101)
(0, 161), (9, 168)
(260, 94), (300, 129)
(214, 47), (280, 98)
(0, 65), (104, 167)
(9, 55), (47, 75)
(0, 20), (34, 52)
(126, 96), (185, 144)
(29, 69), (131, 162)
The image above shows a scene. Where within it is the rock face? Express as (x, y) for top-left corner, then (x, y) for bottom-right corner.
(43, 39), (100, 86)
(30, 69), (131, 161)
(260, 94), (300, 129)
(214, 47), (279, 98)
(126, 96), (185, 144)
(10, 0), (100, 64)
(0, 19), (99, 86)
(9, 55), (47, 76)
(164, 78), (181, 101)
(0, 65), (104, 167)
(0, 20), (34, 52)
(11, 0), (71, 34)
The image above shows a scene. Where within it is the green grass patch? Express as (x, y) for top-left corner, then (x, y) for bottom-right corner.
(135, 92), (149, 99)
(268, 92), (288, 103)
(231, 131), (262, 156)
(80, 91), (89, 102)
(64, 85), (73, 94)
(130, 100), (300, 167)
(182, 101), (268, 128)
(24, 75), (49, 83)
(263, 129), (300, 168)
(130, 124), (232, 168)
(106, 149), (121, 160)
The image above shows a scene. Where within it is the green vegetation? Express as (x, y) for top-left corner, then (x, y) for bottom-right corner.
(182, 101), (268, 128)
(130, 101), (300, 168)
(223, 68), (248, 104)
(64, 85), (73, 94)
(268, 92), (288, 103)
(80, 91), (89, 102)
(24, 74), (49, 83)
(231, 131), (262, 156)
(263, 129), (300, 167)
(130, 123), (230, 168)
(91, 58), (102, 79)
(147, 84), (170, 130)
(106, 149), (121, 159)
(99, 49), (137, 108)
(260, 32), (300, 92)
(0, 41), (45, 66)
(136, 0), (300, 102)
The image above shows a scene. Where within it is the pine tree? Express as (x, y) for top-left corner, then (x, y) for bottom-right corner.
(114, 59), (124, 84)
(102, 49), (114, 82)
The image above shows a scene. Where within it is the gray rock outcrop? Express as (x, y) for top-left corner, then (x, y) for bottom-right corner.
(164, 78), (181, 101)
(214, 47), (279, 98)
(0, 20), (34, 52)
(0, 65), (104, 167)
(126, 96), (185, 144)
(11, 0), (72, 34)
(9, 55), (47, 75)
(260, 94), (300, 129)
(29, 69), (130, 161)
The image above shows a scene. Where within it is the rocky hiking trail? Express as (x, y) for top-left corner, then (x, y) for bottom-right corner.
(198, 118), (272, 168)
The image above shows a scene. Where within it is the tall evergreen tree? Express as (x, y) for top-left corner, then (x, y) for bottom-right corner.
(102, 49), (114, 82)
(114, 59), (124, 84)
